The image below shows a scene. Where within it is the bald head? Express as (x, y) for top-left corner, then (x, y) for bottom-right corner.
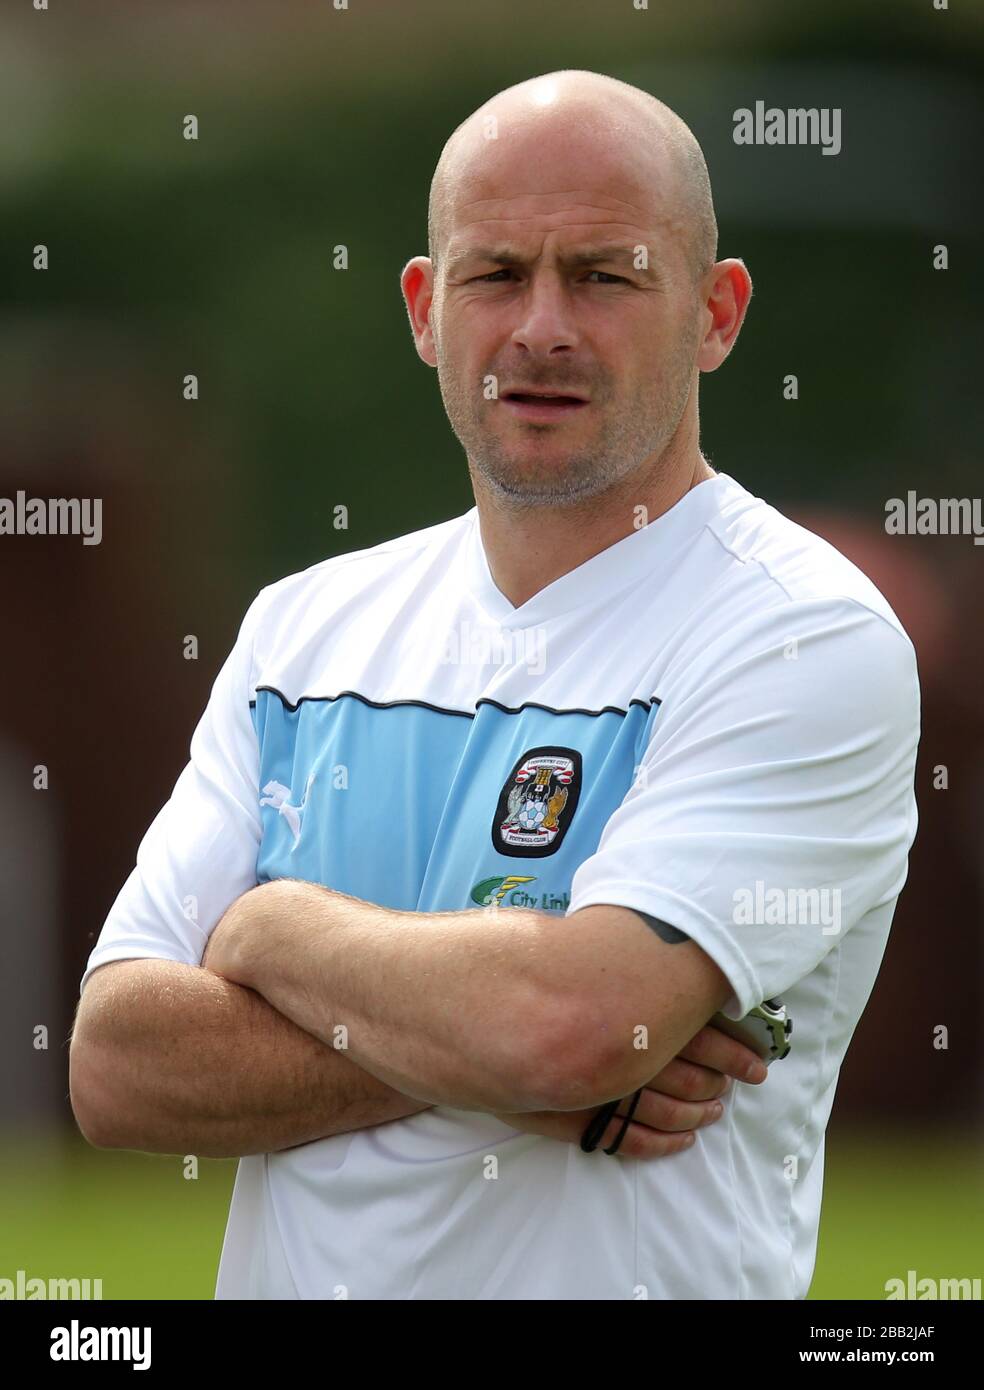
(427, 70), (717, 285)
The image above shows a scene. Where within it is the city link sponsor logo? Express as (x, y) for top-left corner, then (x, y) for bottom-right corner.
(1, 1269), (102, 1299)
(885, 1269), (982, 1299)
(471, 875), (570, 912)
(885, 491), (984, 545)
(732, 880), (841, 935)
(50, 1320), (151, 1370)
(0, 490), (102, 545)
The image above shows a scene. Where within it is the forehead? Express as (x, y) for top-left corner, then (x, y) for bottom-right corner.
(442, 116), (685, 255)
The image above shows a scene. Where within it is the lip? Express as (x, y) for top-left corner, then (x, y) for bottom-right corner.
(500, 390), (590, 423)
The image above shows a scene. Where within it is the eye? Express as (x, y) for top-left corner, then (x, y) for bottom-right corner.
(585, 271), (627, 284)
(473, 269), (514, 282)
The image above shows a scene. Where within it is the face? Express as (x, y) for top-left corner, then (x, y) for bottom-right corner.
(416, 111), (705, 508)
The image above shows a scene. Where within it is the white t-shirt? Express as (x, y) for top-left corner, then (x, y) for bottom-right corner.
(81, 471), (920, 1300)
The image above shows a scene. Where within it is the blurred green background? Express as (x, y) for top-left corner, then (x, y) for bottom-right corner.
(3, 1132), (981, 1299)
(2, 0), (982, 1300)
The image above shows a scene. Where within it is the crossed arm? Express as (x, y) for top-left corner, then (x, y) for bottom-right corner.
(201, 879), (735, 1110)
(70, 879), (762, 1158)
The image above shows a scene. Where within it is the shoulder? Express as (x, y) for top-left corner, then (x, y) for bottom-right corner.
(704, 475), (908, 627)
(236, 509), (474, 676)
(668, 475), (919, 700)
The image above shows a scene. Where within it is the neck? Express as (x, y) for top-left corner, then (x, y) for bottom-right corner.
(470, 424), (715, 611)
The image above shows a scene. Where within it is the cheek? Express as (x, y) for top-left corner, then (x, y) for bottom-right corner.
(627, 310), (696, 376)
(589, 303), (666, 363)
(439, 302), (496, 363)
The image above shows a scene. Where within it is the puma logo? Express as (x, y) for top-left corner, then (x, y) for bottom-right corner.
(259, 772), (315, 850)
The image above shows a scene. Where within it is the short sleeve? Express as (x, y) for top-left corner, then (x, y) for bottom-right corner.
(80, 591), (269, 993)
(567, 598), (921, 1019)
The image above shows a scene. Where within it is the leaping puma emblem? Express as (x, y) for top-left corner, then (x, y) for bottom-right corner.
(259, 772), (315, 850)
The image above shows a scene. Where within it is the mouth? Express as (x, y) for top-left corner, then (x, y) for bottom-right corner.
(500, 389), (590, 423)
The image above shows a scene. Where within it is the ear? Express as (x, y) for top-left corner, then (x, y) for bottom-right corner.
(696, 258), (753, 373)
(400, 257), (438, 368)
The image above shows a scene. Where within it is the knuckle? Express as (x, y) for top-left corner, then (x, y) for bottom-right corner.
(680, 1062), (710, 1099)
(616, 1128), (643, 1158)
(687, 1026), (715, 1061)
(659, 1097), (682, 1129)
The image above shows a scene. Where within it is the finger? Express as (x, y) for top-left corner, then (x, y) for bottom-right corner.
(597, 1120), (700, 1160)
(677, 1025), (768, 1083)
(644, 1056), (733, 1102)
(632, 1087), (726, 1134)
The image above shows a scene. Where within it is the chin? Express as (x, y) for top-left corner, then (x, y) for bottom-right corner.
(482, 466), (612, 508)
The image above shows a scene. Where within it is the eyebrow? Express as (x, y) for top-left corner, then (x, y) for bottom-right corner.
(446, 244), (659, 278)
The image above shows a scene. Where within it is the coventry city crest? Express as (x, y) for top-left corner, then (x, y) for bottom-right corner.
(491, 746), (582, 859)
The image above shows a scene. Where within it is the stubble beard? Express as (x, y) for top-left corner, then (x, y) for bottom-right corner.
(435, 333), (700, 512)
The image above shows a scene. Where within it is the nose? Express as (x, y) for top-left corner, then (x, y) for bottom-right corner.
(510, 270), (579, 357)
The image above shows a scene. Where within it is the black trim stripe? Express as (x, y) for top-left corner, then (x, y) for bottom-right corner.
(480, 695), (659, 718)
(250, 684), (660, 719)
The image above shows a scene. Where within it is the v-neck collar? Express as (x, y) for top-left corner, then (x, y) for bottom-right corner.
(463, 472), (744, 628)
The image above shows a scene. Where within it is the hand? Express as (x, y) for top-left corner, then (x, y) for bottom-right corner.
(492, 1022), (769, 1158)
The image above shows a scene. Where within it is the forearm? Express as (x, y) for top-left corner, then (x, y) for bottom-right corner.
(209, 883), (735, 1116)
(210, 880), (592, 1113)
(69, 958), (430, 1158)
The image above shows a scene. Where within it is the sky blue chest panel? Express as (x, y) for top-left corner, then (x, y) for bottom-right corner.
(251, 689), (659, 914)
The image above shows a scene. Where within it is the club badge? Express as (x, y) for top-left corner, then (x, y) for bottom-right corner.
(491, 746), (582, 859)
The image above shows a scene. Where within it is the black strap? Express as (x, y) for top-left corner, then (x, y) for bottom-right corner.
(604, 1086), (643, 1155)
(580, 1088), (644, 1155)
(580, 1100), (618, 1152)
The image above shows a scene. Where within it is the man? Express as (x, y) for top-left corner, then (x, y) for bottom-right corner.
(70, 70), (920, 1300)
